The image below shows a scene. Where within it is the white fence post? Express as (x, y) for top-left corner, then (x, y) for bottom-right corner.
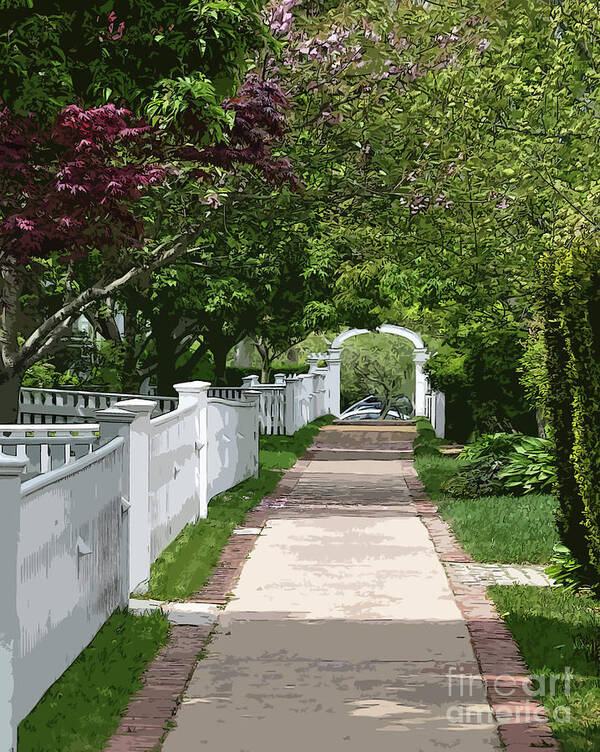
(174, 381), (210, 519)
(94, 406), (136, 604)
(306, 353), (320, 373)
(434, 391), (446, 438)
(0, 453), (27, 752)
(273, 373), (286, 385)
(242, 390), (261, 478)
(413, 348), (430, 417)
(284, 377), (299, 435)
(109, 399), (156, 595)
(241, 374), (260, 389)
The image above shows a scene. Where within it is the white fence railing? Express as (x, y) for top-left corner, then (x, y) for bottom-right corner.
(18, 386), (177, 424)
(0, 380), (263, 750)
(0, 425), (99, 480)
(207, 386), (243, 401)
(208, 393), (259, 499)
(1, 427), (129, 751)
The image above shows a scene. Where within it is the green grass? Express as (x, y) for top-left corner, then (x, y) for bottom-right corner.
(259, 414), (335, 469)
(439, 494), (559, 563)
(18, 609), (169, 752)
(414, 454), (459, 500)
(490, 585), (600, 751)
(143, 414), (334, 601)
(414, 454), (559, 563)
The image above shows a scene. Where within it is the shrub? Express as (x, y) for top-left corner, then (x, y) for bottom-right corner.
(446, 433), (556, 498)
(442, 455), (505, 498)
(413, 443), (441, 458)
(538, 244), (600, 578)
(413, 429), (437, 446)
(413, 417), (441, 457)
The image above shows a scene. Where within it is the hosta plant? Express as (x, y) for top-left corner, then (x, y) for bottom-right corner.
(497, 436), (557, 494)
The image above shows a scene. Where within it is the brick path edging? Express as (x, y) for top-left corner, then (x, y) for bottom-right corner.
(104, 461), (311, 751)
(405, 473), (560, 751)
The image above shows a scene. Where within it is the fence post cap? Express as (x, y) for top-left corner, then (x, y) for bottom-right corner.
(0, 452), (28, 476)
(242, 389), (261, 401)
(173, 381), (211, 395)
(114, 398), (157, 414)
(94, 406), (137, 423)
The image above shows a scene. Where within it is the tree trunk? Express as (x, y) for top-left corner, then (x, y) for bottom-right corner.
(153, 319), (180, 396)
(261, 362), (272, 384)
(255, 339), (273, 384)
(212, 344), (228, 386)
(0, 371), (23, 423)
(535, 405), (547, 438)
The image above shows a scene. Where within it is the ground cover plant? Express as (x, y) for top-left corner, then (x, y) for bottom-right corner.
(490, 585), (600, 752)
(18, 610), (169, 752)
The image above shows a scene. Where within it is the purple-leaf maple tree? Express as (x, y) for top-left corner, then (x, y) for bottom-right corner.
(180, 75), (296, 188)
(0, 104), (165, 263)
(0, 77), (295, 420)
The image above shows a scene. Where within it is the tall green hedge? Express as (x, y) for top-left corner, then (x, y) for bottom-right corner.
(540, 244), (600, 578)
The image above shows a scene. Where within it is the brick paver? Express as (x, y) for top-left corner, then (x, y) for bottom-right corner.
(446, 562), (553, 587)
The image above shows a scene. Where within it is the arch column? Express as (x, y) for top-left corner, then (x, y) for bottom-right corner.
(412, 348), (430, 417)
(324, 348), (342, 417)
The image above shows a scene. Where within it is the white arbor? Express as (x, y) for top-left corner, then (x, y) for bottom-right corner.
(317, 325), (445, 436)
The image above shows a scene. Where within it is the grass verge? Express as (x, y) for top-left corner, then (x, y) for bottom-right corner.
(18, 610), (169, 752)
(414, 454), (559, 563)
(143, 414), (334, 601)
(490, 585), (600, 751)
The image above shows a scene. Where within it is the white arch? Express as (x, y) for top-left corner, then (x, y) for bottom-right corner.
(331, 325), (425, 350)
(324, 324), (431, 422)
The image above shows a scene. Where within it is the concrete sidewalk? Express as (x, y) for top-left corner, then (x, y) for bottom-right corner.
(162, 426), (501, 751)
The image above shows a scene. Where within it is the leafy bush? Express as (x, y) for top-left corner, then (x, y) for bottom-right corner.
(413, 443), (441, 458)
(445, 432), (556, 498)
(413, 417), (441, 457)
(442, 455), (505, 498)
(413, 429), (437, 446)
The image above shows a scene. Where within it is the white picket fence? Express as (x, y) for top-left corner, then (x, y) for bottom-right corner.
(424, 390), (446, 438)
(1, 368), (334, 750)
(207, 369), (329, 436)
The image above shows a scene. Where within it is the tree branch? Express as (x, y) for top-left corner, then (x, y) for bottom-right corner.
(18, 234), (207, 370)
